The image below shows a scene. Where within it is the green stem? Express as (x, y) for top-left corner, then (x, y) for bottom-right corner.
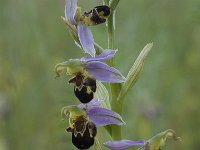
(107, 1), (123, 140)
(108, 12), (114, 50)
(110, 83), (123, 140)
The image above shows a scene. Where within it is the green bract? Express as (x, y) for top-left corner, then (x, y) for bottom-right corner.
(142, 129), (181, 150)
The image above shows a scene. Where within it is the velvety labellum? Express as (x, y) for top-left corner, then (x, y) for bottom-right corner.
(82, 5), (110, 25)
(83, 77), (96, 92)
(69, 74), (96, 103)
(74, 86), (94, 103)
(68, 73), (84, 89)
(94, 5), (110, 18)
(66, 116), (97, 149)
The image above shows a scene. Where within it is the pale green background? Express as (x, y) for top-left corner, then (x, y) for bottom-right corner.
(0, 0), (200, 149)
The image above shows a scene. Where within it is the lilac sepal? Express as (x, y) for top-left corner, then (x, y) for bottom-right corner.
(86, 61), (126, 83)
(87, 107), (125, 126)
(65, 0), (77, 25)
(104, 140), (145, 150)
(78, 99), (104, 109)
(81, 49), (117, 62)
(78, 23), (96, 57)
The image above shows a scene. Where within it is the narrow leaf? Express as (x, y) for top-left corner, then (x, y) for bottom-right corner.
(118, 43), (153, 101)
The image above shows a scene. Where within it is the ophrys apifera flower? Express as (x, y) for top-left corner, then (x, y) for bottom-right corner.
(65, 0), (110, 57)
(55, 49), (126, 103)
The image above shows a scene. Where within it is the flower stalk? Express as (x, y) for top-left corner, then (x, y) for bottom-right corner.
(106, 0), (124, 140)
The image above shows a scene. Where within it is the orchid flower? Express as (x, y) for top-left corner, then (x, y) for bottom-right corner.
(65, 0), (95, 57)
(62, 99), (126, 127)
(104, 129), (181, 150)
(62, 99), (125, 149)
(55, 49), (126, 103)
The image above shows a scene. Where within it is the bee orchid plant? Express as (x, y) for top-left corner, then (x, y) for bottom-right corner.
(55, 0), (181, 149)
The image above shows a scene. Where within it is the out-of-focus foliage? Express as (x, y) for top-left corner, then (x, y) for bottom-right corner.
(0, 0), (200, 150)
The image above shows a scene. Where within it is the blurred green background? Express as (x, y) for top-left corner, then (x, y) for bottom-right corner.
(0, 0), (200, 149)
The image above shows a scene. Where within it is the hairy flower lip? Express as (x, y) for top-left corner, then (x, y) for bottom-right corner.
(74, 86), (94, 104)
(66, 115), (97, 149)
(68, 73), (96, 104)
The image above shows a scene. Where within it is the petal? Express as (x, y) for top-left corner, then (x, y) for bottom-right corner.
(104, 140), (145, 150)
(78, 23), (96, 57)
(86, 61), (126, 83)
(81, 49), (117, 62)
(65, 0), (77, 24)
(87, 107), (125, 126)
(78, 98), (104, 109)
